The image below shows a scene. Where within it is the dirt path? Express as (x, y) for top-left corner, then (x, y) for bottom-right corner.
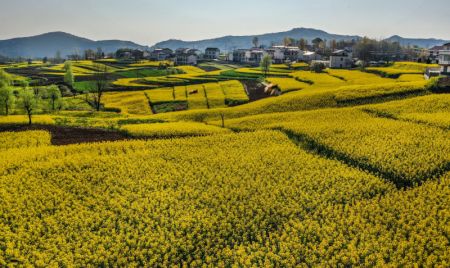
(0, 124), (132, 146)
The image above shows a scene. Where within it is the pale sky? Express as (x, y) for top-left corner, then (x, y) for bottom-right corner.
(0, 0), (449, 45)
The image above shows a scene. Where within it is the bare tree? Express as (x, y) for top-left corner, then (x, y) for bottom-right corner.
(252, 37), (259, 48)
(91, 64), (109, 111)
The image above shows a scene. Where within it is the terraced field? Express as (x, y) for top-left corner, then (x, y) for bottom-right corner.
(0, 59), (449, 266)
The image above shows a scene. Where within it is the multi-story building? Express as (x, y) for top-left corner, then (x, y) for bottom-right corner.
(149, 48), (173, 61)
(330, 49), (353, 68)
(204, 48), (220, 60)
(174, 48), (199, 65)
(232, 49), (248, 63)
(438, 43), (450, 76)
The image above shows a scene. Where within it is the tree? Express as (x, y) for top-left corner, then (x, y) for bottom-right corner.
(310, 61), (326, 73)
(260, 55), (272, 78)
(354, 37), (376, 68)
(330, 39), (337, 51)
(0, 69), (12, 88)
(84, 49), (95, 60)
(91, 64), (109, 111)
(283, 37), (293, 47)
(55, 50), (62, 64)
(20, 88), (39, 125)
(252, 37), (259, 48)
(64, 61), (74, 87)
(0, 86), (14, 115)
(96, 47), (104, 59)
(299, 38), (307, 50)
(46, 85), (62, 111)
(312, 38), (323, 50)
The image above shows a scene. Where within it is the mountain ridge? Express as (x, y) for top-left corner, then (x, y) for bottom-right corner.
(0, 31), (149, 58)
(0, 28), (448, 58)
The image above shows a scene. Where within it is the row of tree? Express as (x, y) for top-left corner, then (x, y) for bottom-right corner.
(0, 61), (109, 124)
(251, 36), (423, 63)
(0, 70), (63, 124)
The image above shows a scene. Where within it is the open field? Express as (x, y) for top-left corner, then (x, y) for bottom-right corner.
(0, 58), (449, 266)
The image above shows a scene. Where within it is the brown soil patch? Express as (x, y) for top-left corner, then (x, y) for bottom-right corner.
(240, 80), (270, 101)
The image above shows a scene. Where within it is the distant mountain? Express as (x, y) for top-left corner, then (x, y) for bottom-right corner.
(385, 35), (449, 48)
(1, 29), (448, 59)
(153, 27), (361, 51)
(0, 31), (150, 58)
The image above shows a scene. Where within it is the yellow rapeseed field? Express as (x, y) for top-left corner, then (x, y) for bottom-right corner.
(0, 130), (51, 150)
(121, 122), (230, 138)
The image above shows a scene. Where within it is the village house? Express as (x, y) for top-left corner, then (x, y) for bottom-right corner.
(428, 46), (443, 63)
(301, 51), (321, 62)
(204, 48), (220, 60)
(266, 47), (285, 63)
(174, 48), (199, 65)
(329, 49), (353, 68)
(245, 49), (268, 65)
(149, 48), (173, 61)
(232, 49), (248, 63)
(115, 49), (145, 61)
(438, 43), (450, 76)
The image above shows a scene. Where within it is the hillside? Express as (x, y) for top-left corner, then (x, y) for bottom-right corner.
(0, 31), (149, 58)
(385, 35), (449, 48)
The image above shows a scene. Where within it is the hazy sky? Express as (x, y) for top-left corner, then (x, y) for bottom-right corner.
(0, 0), (449, 45)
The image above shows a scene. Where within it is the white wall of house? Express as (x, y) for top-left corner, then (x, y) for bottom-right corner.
(302, 52), (321, 62)
(176, 54), (198, 65)
(439, 51), (450, 65)
(330, 52), (353, 68)
(272, 49), (285, 62)
(187, 55), (198, 65)
(439, 51), (450, 74)
(205, 49), (220, 59)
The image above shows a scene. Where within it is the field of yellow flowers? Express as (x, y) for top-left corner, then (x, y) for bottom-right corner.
(0, 61), (449, 266)
(0, 129), (449, 266)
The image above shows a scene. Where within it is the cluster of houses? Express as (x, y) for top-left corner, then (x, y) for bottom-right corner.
(149, 47), (219, 65)
(141, 41), (450, 76)
(149, 45), (353, 69)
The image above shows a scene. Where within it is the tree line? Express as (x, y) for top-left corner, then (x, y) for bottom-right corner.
(251, 35), (423, 63)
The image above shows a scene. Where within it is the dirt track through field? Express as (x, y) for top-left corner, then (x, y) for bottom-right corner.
(0, 124), (132, 145)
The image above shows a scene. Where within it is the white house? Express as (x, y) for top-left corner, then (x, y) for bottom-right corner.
(175, 48), (199, 65)
(428, 45), (443, 63)
(232, 49), (248, 63)
(330, 49), (353, 68)
(149, 48), (173, 61)
(301, 51), (321, 62)
(266, 47), (285, 63)
(266, 46), (305, 63)
(244, 49), (267, 64)
(438, 43), (450, 76)
(204, 48), (220, 60)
